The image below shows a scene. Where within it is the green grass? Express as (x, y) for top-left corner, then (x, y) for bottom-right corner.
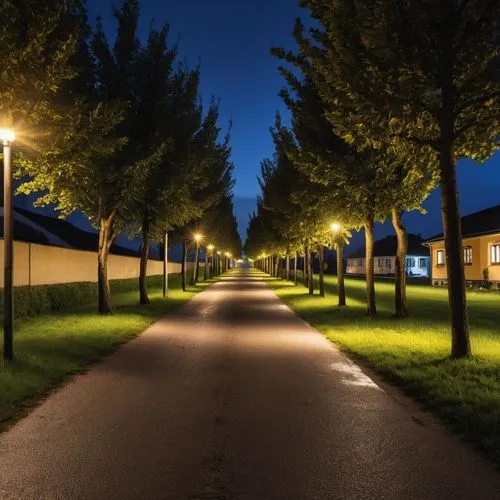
(0, 272), (216, 428)
(266, 270), (500, 464)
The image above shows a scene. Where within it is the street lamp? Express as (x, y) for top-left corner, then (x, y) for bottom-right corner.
(191, 233), (203, 285)
(205, 244), (214, 280)
(1, 129), (15, 361)
(331, 222), (341, 232)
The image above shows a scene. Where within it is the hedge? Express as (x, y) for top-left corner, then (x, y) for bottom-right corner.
(0, 274), (169, 319)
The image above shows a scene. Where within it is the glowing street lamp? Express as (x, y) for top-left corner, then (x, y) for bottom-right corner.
(1, 129), (16, 361)
(191, 233), (203, 285)
(330, 222), (341, 232)
(205, 244), (214, 280)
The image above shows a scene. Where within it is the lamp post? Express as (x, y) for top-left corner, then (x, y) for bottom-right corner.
(1, 129), (15, 361)
(163, 230), (169, 298)
(207, 244), (214, 279)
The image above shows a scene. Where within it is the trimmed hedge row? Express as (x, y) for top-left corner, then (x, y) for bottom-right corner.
(0, 274), (169, 319)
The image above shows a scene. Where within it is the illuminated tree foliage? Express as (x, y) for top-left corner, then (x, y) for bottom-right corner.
(296, 0), (500, 357)
(273, 26), (438, 317)
(11, 0), (240, 314)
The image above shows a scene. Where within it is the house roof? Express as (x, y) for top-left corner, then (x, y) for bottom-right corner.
(348, 234), (429, 259)
(425, 204), (500, 243)
(0, 216), (50, 245)
(13, 207), (144, 258)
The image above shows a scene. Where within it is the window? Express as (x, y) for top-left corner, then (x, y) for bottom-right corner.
(378, 258), (384, 267)
(406, 257), (416, 268)
(463, 246), (472, 265)
(491, 244), (500, 264)
(386, 258), (391, 268)
(436, 249), (445, 266)
(419, 258), (427, 268)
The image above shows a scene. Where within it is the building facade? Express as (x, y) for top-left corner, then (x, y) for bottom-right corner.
(425, 204), (500, 288)
(346, 234), (430, 278)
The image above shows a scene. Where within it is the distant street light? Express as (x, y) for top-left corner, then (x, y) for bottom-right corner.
(1, 129), (16, 361)
(191, 233), (203, 285)
(331, 222), (341, 232)
(205, 244), (214, 280)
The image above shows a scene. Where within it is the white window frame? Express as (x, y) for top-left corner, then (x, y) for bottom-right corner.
(491, 244), (500, 264)
(464, 246), (472, 265)
(436, 249), (445, 266)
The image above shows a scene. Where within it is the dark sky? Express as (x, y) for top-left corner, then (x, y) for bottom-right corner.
(82, 0), (500, 249)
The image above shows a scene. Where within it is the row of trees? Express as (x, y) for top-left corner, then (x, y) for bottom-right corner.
(246, 0), (500, 359)
(2, 0), (241, 313)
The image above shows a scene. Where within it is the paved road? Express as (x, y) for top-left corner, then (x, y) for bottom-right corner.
(0, 269), (499, 499)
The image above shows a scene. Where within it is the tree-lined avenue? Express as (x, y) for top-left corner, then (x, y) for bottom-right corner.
(0, 269), (498, 499)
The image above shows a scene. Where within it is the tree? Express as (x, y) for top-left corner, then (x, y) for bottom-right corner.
(13, 1), (130, 315)
(298, 0), (500, 356)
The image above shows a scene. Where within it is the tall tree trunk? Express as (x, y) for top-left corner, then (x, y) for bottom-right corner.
(274, 256), (279, 277)
(337, 242), (346, 307)
(294, 251), (298, 285)
(98, 213), (114, 314)
(365, 217), (376, 317)
(204, 249), (209, 280)
(139, 214), (150, 305)
(439, 35), (471, 358)
(318, 245), (325, 297)
(308, 247), (314, 295)
(286, 252), (290, 281)
(182, 240), (187, 291)
(391, 207), (408, 318)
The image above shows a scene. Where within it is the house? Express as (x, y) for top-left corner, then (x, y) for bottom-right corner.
(346, 234), (430, 277)
(425, 204), (500, 288)
(2, 206), (150, 258)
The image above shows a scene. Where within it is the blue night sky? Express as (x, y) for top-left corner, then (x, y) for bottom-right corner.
(85, 0), (302, 240)
(26, 0), (499, 251)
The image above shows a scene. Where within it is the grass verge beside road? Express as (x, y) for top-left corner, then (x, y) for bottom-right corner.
(0, 273), (215, 429)
(267, 272), (500, 465)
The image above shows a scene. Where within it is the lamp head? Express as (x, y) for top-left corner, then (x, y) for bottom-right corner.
(207, 244), (214, 251)
(194, 233), (202, 242)
(0, 129), (15, 144)
(330, 222), (341, 232)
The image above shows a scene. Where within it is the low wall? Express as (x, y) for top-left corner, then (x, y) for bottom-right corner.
(0, 240), (189, 287)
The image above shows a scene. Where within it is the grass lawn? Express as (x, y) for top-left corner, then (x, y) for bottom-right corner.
(266, 271), (500, 465)
(0, 272), (216, 429)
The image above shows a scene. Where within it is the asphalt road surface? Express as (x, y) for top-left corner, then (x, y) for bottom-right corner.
(0, 269), (499, 499)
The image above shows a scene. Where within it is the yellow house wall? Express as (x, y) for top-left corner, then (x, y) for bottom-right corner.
(482, 235), (500, 281)
(0, 240), (185, 288)
(429, 233), (500, 282)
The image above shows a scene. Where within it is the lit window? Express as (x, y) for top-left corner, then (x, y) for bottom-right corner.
(378, 258), (384, 266)
(436, 250), (445, 265)
(406, 257), (416, 268)
(491, 244), (500, 264)
(419, 258), (427, 268)
(464, 246), (472, 265)
(386, 258), (391, 268)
